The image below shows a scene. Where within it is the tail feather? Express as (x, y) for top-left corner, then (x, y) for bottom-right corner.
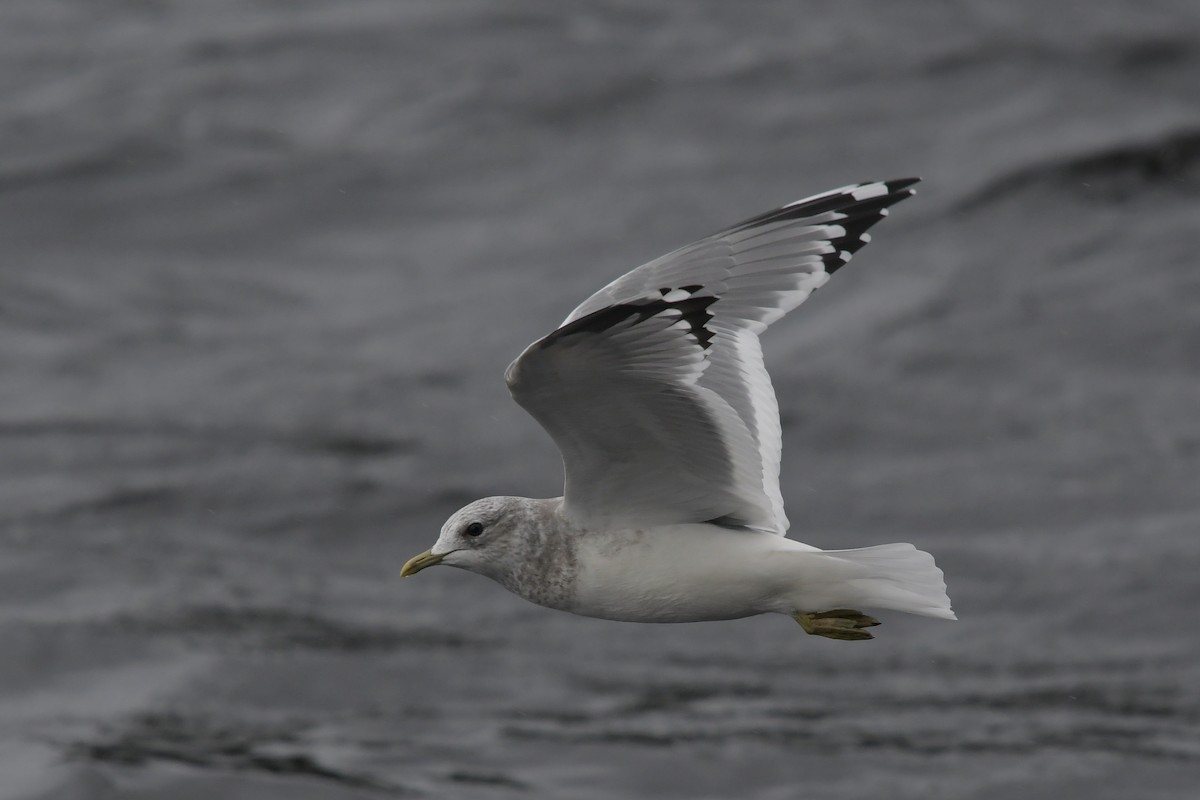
(802, 543), (956, 620)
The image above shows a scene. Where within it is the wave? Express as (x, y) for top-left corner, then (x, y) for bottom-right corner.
(959, 127), (1200, 211)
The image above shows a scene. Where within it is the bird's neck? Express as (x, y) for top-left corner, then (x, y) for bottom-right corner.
(497, 497), (580, 612)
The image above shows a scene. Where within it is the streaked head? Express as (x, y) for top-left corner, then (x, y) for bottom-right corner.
(400, 496), (526, 580)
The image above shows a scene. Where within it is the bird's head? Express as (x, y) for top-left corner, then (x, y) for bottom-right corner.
(400, 496), (526, 580)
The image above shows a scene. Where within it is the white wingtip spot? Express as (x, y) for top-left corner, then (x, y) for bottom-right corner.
(850, 182), (888, 200)
(838, 250), (851, 262)
(860, 232), (871, 243)
(661, 288), (692, 303)
(880, 208), (889, 216)
(823, 224), (846, 239)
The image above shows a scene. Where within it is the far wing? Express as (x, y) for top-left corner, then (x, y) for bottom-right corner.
(506, 179), (919, 532)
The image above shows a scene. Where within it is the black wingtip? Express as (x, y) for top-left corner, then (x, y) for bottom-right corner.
(730, 177), (922, 232)
(885, 177), (922, 193)
(769, 177), (923, 276)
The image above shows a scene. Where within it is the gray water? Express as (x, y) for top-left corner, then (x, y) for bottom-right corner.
(3, 1), (1200, 797)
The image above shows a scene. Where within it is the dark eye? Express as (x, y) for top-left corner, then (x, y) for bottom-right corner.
(465, 522), (484, 537)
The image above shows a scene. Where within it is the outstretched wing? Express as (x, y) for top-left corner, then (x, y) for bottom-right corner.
(505, 179), (919, 533)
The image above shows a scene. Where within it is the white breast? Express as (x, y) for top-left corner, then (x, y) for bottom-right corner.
(568, 524), (815, 623)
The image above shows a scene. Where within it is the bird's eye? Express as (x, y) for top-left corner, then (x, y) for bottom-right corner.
(465, 522), (484, 537)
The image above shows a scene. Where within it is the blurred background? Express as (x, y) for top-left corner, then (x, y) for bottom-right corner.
(2, 1), (1199, 798)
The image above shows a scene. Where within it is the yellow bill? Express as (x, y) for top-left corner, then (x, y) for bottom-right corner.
(400, 548), (444, 577)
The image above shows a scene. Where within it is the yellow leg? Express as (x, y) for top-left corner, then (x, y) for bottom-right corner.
(793, 609), (880, 641)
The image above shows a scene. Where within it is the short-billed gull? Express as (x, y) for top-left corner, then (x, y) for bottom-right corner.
(402, 179), (954, 639)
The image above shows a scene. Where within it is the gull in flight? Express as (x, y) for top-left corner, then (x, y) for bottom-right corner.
(402, 179), (954, 640)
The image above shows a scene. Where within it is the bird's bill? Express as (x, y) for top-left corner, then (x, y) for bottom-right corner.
(400, 548), (444, 577)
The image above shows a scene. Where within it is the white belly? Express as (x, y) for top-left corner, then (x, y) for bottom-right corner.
(567, 524), (814, 623)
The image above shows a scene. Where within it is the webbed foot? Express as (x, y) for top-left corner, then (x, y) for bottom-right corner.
(793, 608), (880, 641)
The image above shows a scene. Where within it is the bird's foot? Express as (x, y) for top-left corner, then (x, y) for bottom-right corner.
(793, 608), (880, 641)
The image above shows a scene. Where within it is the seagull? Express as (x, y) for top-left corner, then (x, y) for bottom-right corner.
(402, 178), (954, 640)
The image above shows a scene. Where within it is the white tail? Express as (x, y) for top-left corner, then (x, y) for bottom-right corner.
(787, 543), (956, 620)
